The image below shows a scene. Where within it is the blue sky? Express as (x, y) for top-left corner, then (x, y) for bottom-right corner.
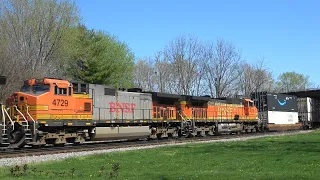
(76, 0), (320, 86)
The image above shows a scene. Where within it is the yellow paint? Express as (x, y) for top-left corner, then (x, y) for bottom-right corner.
(36, 114), (92, 120)
(28, 105), (49, 111)
(40, 121), (46, 124)
(126, 120), (130, 123)
(147, 119), (181, 123)
(72, 94), (90, 98)
(179, 101), (187, 105)
(67, 122), (73, 126)
(106, 120), (110, 123)
(36, 114), (51, 119)
(10, 106), (14, 120)
(206, 116), (258, 121)
(86, 122), (91, 125)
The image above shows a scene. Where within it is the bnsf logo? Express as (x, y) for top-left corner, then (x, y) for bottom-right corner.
(109, 102), (136, 113)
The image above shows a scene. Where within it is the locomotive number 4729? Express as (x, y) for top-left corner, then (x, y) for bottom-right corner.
(52, 99), (68, 107)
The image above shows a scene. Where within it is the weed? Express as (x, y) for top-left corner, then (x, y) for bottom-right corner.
(70, 167), (75, 177)
(22, 164), (28, 173)
(7, 161), (121, 179)
(9, 164), (28, 177)
(98, 165), (105, 177)
(109, 162), (120, 179)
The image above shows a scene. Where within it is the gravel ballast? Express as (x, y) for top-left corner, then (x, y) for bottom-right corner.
(0, 130), (313, 167)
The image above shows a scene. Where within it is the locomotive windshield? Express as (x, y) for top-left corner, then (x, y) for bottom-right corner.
(20, 84), (50, 95)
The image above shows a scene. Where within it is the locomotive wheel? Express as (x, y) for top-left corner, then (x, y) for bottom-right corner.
(8, 131), (24, 143)
(7, 123), (26, 148)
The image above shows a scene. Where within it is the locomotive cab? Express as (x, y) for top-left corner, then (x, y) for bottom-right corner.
(243, 98), (258, 119)
(6, 78), (52, 121)
(6, 78), (92, 122)
(4, 78), (93, 147)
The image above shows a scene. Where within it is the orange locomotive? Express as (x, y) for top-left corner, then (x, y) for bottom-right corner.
(7, 78), (92, 121)
(1, 77), (260, 148)
(4, 78), (94, 147)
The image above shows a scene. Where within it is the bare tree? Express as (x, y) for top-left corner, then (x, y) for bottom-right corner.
(0, 0), (79, 101)
(163, 35), (206, 95)
(132, 58), (156, 91)
(153, 52), (175, 93)
(191, 53), (207, 96)
(237, 59), (275, 96)
(204, 39), (242, 98)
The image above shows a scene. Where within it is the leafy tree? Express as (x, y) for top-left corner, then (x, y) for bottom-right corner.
(275, 71), (311, 92)
(63, 25), (135, 88)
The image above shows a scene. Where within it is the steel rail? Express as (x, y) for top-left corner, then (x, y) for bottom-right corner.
(0, 130), (308, 159)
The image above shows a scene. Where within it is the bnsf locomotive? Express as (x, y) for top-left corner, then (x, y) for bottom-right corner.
(0, 77), (299, 148)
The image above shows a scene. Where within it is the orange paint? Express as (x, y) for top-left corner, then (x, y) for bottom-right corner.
(6, 78), (92, 121)
(177, 99), (258, 121)
(152, 102), (177, 120)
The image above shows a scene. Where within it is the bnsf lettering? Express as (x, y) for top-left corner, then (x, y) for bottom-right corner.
(109, 102), (136, 113)
(217, 107), (234, 116)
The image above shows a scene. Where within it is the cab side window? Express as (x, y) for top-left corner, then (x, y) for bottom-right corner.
(72, 83), (88, 94)
(249, 102), (254, 107)
(59, 88), (67, 95)
(68, 87), (72, 96)
(54, 85), (69, 96)
(54, 85), (58, 95)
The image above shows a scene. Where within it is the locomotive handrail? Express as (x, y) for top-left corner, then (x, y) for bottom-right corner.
(2, 105), (14, 130)
(26, 105), (36, 135)
(14, 105), (29, 127)
(25, 106), (35, 122)
(177, 110), (192, 122)
(182, 111), (192, 121)
(1, 105), (8, 132)
(177, 110), (185, 121)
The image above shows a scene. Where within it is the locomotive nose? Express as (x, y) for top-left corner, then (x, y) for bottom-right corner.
(6, 93), (28, 107)
(6, 93), (17, 106)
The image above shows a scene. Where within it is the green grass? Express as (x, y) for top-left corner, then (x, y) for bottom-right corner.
(1, 131), (320, 180)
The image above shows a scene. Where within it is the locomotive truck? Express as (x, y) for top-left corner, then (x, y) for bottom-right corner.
(0, 77), (302, 148)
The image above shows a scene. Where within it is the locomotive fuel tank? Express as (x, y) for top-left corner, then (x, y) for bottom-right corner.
(217, 123), (243, 134)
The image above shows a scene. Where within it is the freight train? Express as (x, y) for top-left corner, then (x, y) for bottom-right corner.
(0, 77), (303, 148)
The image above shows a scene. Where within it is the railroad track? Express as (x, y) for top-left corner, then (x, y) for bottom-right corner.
(0, 130), (310, 159)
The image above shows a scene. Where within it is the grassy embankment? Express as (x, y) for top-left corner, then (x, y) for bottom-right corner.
(1, 130), (320, 180)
